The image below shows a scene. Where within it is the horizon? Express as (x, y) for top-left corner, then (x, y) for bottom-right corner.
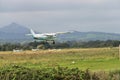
(1, 22), (120, 34)
(0, 0), (120, 33)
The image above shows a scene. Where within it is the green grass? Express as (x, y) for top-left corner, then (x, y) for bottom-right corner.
(0, 47), (120, 71)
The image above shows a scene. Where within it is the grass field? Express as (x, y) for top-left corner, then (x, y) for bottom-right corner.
(0, 47), (120, 71)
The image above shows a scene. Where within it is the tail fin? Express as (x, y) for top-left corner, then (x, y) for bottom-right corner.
(30, 29), (36, 36)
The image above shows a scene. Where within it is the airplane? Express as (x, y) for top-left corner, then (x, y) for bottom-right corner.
(27, 29), (71, 44)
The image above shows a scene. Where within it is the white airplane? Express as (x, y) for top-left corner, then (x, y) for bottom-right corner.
(27, 29), (71, 44)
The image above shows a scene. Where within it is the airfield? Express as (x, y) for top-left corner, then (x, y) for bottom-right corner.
(0, 47), (120, 71)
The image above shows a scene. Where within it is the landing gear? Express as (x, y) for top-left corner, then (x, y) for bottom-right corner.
(53, 40), (55, 44)
(33, 40), (55, 45)
(46, 40), (55, 44)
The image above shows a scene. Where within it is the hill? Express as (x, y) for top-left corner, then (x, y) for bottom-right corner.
(0, 23), (32, 42)
(57, 31), (120, 41)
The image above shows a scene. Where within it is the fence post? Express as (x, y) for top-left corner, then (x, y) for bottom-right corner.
(118, 44), (120, 60)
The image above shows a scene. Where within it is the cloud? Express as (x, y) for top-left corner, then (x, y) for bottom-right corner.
(0, 0), (118, 12)
(0, 0), (120, 33)
(0, 0), (106, 4)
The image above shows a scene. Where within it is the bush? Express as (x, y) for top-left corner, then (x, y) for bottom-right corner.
(1, 65), (120, 80)
(0, 65), (98, 80)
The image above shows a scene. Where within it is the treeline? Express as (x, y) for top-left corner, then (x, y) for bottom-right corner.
(0, 40), (120, 51)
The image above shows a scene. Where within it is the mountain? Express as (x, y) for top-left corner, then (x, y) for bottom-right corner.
(57, 31), (120, 41)
(0, 23), (32, 42)
(0, 23), (29, 34)
(0, 23), (120, 42)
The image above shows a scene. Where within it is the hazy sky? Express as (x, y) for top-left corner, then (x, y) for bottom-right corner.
(0, 0), (120, 33)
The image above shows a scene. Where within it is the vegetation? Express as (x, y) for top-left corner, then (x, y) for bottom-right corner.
(0, 40), (120, 51)
(0, 66), (93, 80)
(0, 42), (120, 79)
(0, 48), (119, 70)
(1, 65), (120, 80)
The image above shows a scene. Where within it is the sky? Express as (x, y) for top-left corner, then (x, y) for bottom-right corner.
(0, 0), (120, 33)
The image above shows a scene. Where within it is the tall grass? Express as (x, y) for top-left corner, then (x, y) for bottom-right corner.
(0, 48), (120, 79)
(0, 47), (119, 70)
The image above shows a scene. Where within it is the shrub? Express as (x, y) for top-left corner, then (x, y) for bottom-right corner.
(0, 65), (98, 80)
(2, 65), (120, 80)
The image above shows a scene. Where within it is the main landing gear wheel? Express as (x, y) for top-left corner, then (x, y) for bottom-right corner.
(53, 40), (55, 44)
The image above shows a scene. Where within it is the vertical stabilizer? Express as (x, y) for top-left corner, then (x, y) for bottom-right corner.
(30, 29), (36, 36)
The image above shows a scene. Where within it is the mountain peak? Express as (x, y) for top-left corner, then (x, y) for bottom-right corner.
(0, 23), (30, 34)
(9, 22), (19, 26)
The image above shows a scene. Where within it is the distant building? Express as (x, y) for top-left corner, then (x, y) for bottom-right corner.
(32, 49), (39, 51)
(13, 49), (23, 52)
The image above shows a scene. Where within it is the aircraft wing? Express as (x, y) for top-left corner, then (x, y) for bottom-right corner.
(55, 31), (73, 35)
(44, 31), (73, 36)
(46, 35), (54, 38)
(44, 31), (71, 36)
